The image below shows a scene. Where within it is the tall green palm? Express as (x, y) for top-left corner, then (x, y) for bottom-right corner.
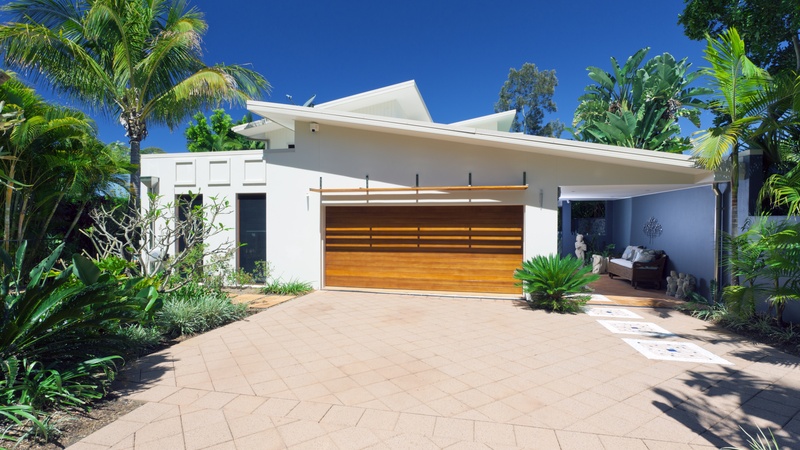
(0, 0), (269, 209)
(0, 77), (95, 253)
(692, 28), (771, 237)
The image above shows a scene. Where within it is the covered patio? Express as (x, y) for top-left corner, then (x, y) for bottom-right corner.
(589, 275), (686, 309)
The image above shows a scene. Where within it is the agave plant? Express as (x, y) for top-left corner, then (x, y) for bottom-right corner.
(514, 254), (600, 313)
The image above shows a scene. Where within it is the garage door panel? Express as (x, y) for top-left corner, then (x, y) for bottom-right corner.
(324, 205), (523, 294)
(326, 252), (521, 274)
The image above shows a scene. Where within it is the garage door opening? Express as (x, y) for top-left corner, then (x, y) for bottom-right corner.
(325, 205), (523, 294)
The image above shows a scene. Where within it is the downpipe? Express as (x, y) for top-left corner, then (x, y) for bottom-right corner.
(712, 182), (723, 304)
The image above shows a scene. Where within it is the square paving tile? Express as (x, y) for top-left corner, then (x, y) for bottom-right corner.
(623, 339), (733, 364)
(597, 320), (676, 337)
(584, 307), (644, 318)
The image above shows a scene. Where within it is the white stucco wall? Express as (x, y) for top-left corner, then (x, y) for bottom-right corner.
(142, 124), (708, 291)
(140, 150), (267, 276)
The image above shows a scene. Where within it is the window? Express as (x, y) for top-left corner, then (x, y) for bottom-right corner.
(238, 194), (267, 280)
(176, 194), (203, 254)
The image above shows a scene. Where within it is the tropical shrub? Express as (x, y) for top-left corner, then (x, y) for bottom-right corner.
(157, 283), (248, 337)
(679, 297), (800, 356)
(722, 426), (781, 450)
(0, 241), (155, 444)
(0, 241), (158, 364)
(262, 278), (313, 296)
(114, 324), (163, 357)
(572, 48), (709, 153)
(83, 192), (236, 293)
(722, 218), (800, 325)
(226, 267), (255, 288)
(514, 254), (600, 313)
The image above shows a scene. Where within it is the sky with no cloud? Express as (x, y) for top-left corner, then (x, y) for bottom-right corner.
(17, 0), (710, 153)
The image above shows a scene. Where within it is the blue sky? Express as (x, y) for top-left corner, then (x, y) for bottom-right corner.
(28, 0), (710, 152)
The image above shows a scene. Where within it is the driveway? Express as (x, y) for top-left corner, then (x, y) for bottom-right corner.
(71, 291), (800, 449)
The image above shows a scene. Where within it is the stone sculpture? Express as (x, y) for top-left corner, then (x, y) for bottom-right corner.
(666, 271), (678, 296)
(666, 271), (697, 299)
(591, 254), (607, 274)
(575, 234), (587, 262)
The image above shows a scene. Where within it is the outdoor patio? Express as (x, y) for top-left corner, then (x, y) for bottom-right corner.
(70, 289), (800, 449)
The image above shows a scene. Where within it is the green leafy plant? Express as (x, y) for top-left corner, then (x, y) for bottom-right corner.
(226, 267), (254, 288)
(252, 260), (272, 285)
(114, 324), (163, 357)
(722, 426), (781, 450)
(722, 218), (800, 325)
(262, 278), (313, 296)
(0, 355), (120, 443)
(0, 241), (157, 364)
(157, 288), (248, 337)
(514, 254), (600, 313)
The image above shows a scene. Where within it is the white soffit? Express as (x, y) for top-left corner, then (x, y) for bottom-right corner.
(450, 110), (516, 132)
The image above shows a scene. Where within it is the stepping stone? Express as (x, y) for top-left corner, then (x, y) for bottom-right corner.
(584, 307), (643, 319)
(596, 320), (675, 337)
(622, 339), (732, 365)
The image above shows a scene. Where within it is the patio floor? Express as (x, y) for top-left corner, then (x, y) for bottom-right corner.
(70, 289), (800, 449)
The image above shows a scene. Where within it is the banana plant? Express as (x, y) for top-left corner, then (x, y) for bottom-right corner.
(573, 47), (710, 152)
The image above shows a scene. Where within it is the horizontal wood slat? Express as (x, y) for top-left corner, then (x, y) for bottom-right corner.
(324, 205), (523, 294)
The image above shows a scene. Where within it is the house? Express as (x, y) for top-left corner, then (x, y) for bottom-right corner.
(141, 81), (716, 295)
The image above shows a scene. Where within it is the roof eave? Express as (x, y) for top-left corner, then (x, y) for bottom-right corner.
(246, 102), (709, 175)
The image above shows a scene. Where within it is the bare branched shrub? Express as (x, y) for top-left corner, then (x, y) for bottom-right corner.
(81, 192), (236, 292)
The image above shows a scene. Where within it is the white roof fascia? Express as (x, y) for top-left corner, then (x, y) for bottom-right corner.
(246, 102), (711, 179)
(314, 80), (432, 122)
(450, 110), (516, 132)
(236, 80), (432, 139)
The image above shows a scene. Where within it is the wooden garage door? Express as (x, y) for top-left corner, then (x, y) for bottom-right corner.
(325, 205), (523, 294)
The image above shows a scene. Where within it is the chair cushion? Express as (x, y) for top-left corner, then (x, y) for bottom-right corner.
(609, 258), (633, 268)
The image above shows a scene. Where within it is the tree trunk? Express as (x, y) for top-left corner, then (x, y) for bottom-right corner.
(3, 161), (16, 252)
(63, 200), (87, 241)
(128, 137), (143, 261)
(130, 137), (141, 213)
(730, 147), (740, 286)
(28, 191), (65, 260)
(793, 33), (800, 73)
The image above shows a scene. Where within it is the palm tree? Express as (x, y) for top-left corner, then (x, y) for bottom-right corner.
(692, 28), (771, 238)
(0, 77), (95, 253)
(0, 0), (269, 211)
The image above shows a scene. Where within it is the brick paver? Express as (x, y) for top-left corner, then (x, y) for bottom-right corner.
(70, 290), (800, 449)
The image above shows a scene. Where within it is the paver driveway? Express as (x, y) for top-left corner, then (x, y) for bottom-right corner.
(71, 291), (800, 449)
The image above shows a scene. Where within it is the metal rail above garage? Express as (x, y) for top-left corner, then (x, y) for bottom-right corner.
(309, 185), (529, 194)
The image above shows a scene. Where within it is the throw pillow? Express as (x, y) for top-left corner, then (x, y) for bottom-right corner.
(632, 248), (656, 263)
(622, 245), (642, 260)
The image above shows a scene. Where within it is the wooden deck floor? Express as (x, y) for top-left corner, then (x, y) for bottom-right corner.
(588, 274), (685, 308)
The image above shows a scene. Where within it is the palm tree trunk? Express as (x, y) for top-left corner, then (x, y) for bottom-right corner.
(15, 191), (29, 242)
(128, 137), (143, 262)
(28, 191), (65, 260)
(793, 33), (800, 72)
(3, 161), (16, 252)
(130, 137), (141, 213)
(730, 147), (740, 286)
(63, 200), (87, 241)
